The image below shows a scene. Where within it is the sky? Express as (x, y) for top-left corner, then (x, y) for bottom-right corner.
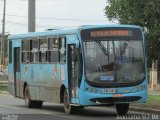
(0, 0), (114, 35)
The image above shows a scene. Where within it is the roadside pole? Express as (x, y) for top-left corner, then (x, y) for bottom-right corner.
(1, 0), (6, 67)
(28, 0), (36, 32)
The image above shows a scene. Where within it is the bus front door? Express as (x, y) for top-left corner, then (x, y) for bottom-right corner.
(68, 44), (79, 104)
(14, 47), (21, 97)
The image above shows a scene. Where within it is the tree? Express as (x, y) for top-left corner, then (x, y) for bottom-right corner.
(105, 0), (160, 68)
(0, 33), (9, 65)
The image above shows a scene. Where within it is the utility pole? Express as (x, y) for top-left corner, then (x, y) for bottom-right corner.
(28, 0), (36, 32)
(1, 0), (6, 67)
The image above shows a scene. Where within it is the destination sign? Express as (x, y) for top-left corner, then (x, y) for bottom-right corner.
(81, 27), (142, 41)
(90, 30), (132, 37)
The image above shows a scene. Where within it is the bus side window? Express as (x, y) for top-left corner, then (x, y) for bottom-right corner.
(48, 37), (59, 63)
(22, 40), (30, 63)
(59, 37), (66, 63)
(30, 39), (39, 63)
(39, 38), (47, 63)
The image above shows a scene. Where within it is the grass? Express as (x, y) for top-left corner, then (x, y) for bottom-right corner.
(131, 95), (160, 109)
(0, 86), (8, 91)
(147, 95), (160, 104)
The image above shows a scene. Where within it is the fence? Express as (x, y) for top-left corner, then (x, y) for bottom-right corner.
(0, 74), (8, 87)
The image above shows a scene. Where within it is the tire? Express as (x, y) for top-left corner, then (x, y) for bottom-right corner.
(116, 103), (129, 115)
(24, 85), (43, 108)
(33, 101), (43, 108)
(63, 89), (76, 114)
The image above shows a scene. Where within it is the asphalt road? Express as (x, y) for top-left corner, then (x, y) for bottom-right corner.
(0, 94), (159, 120)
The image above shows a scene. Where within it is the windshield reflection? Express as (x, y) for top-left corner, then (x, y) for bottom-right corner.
(83, 40), (144, 84)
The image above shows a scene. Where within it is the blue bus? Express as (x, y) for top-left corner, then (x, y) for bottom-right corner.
(8, 25), (148, 115)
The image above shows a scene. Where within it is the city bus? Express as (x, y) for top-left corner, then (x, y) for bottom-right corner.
(8, 25), (148, 115)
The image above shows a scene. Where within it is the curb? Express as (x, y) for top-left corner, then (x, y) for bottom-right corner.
(0, 91), (9, 95)
(130, 106), (160, 115)
(0, 81), (8, 87)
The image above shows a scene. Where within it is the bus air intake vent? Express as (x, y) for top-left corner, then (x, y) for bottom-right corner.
(90, 96), (141, 103)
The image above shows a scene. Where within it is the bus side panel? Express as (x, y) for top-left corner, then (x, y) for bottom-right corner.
(37, 64), (47, 102)
(38, 64), (62, 103)
(21, 64), (29, 97)
(29, 64), (36, 100)
(33, 64), (41, 100)
(20, 63), (65, 103)
(21, 64), (36, 100)
(38, 64), (50, 102)
(27, 64), (39, 100)
(49, 64), (60, 103)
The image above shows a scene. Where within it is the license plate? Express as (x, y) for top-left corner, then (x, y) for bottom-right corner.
(100, 76), (114, 81)
(103, 88), (116, 93)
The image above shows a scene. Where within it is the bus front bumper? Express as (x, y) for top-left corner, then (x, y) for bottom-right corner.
(78, 89), (148, 106)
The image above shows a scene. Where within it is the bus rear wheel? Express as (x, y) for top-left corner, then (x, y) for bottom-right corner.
(24, 85), (43, 108)
(63, 89), (76, 114)
(116, 103), (129, 115)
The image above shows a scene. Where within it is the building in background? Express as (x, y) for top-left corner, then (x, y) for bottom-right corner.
(149, 61), (160, 91)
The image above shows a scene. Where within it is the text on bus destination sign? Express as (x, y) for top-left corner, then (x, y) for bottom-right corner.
(90, 30), (132, 37)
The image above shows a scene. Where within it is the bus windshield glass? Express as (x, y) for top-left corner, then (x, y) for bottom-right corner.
(81, 28), (144, 85)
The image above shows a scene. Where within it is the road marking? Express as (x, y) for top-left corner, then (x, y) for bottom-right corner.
(0, 105), (21, 110)
(43, 112), (53, 115)
(54, 114), (74, 119)
(42, 112), (74, 119)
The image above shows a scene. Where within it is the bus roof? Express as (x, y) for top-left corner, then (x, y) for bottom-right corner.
(8, 24), (141, 40)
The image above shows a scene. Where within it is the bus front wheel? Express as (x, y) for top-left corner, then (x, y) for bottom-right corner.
(116, 103), (129, 115)
(24, 85), (43, 108)
(63, 89), (76, 114)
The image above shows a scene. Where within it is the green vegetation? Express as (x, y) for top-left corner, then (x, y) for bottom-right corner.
(105, 0), (160, 68)
(131, 95), (160, 109)
(0, 86), (8, 91)
(147, 95), (160, 104)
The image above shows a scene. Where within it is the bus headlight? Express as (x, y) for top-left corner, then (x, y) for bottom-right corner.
(136, 85), (147, 91)
(86, 87), (98, 93)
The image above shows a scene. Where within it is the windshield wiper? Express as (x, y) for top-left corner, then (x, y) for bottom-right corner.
(96, 41), (108, 56)
(120, 41), (129, 56)
(120, 41), (129, 63)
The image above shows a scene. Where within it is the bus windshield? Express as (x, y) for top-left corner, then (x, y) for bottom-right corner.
(83, 40), (144, 84)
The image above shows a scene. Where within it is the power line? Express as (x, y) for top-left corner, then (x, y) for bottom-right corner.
(0, 13), (107, 22)
(6, 21), (27, 26)
(6, 21), (77, 29)
(5, 20), (101, 29)
(6, 21), (52, 28)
